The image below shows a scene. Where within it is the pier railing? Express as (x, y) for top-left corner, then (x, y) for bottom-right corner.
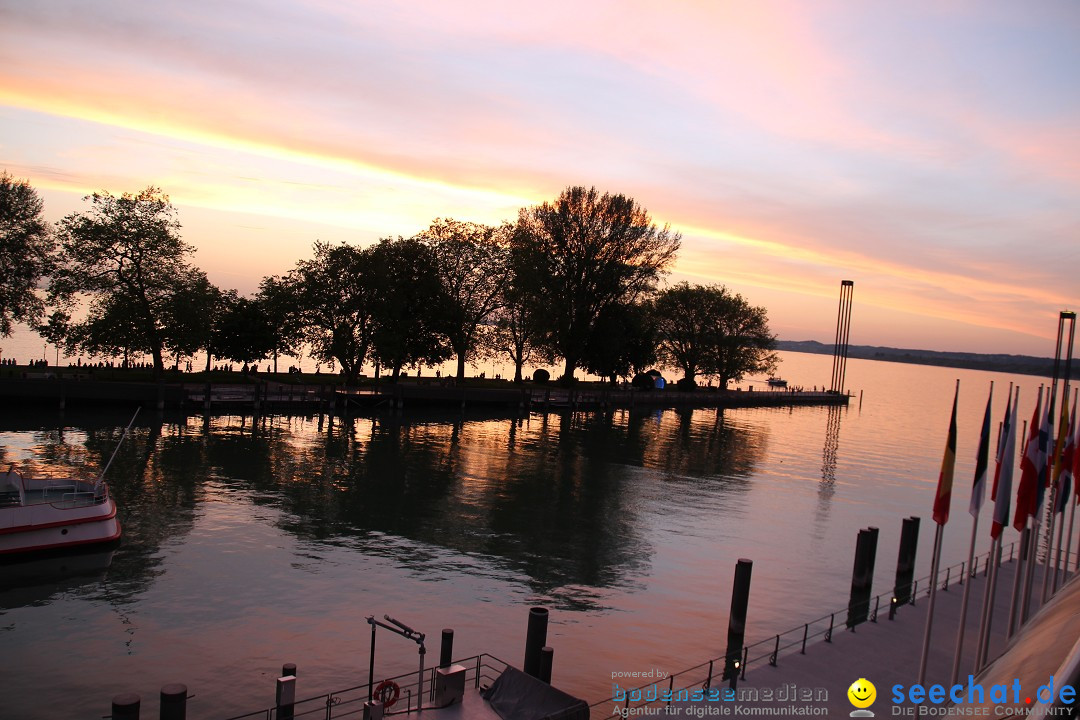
(589, 541), (1019, 713)
(222, 654), (509, 720)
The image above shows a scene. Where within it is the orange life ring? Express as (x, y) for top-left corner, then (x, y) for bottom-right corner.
(374, 679), (400, 708)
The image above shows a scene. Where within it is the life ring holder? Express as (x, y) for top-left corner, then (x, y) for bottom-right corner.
(374, 679), (401, 708)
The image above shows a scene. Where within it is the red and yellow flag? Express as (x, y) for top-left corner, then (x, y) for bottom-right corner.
(933, 382), (959, 525)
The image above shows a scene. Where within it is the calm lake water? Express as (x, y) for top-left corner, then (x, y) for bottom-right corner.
(0, 351), (1068, 718)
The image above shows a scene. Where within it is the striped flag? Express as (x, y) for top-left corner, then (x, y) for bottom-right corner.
(992, 389), (1019, 539)
(969, 384), (994, 517)
(1014, 387), (1044, 531)
(933, 382), (960, 526)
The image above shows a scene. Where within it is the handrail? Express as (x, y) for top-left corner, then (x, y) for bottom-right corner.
(589, 540), (1020, 711)
(220, 654), (511, 720)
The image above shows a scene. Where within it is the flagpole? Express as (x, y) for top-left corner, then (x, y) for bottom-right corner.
(1052, 388), (1077, 591)
(1006, 415), (1029, 640)
(950, 511), (979, 685)
(920, 379), (959, 686)
(1007, 525), (1028, 640)
(974, 536), (1002, 672)
(918, 522), (945, 686)
(1041, 481), (1058, 603)
(951, 381), (993, 685)
(1021, 510), (1040, 624)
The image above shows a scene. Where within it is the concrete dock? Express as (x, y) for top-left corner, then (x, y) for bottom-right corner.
(603, 556), (1080, 717)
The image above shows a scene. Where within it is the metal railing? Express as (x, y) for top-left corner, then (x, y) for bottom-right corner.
(222, 654), (510, 720)
(589, 541), (1020, 713)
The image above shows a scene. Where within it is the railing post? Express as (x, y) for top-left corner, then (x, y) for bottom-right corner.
(943, 566), (951, 591)
(800, 624), (808, 654)
(769, 635), (779, 666)
(825, 614), (834, 643)
(871, 596), (879, 623)
(705, 660), (714, 689)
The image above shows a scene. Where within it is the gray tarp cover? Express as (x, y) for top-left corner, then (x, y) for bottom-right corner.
(481, 667), (590, 720)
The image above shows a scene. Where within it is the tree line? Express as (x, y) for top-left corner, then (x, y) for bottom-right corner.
(0, 172), (778, 387)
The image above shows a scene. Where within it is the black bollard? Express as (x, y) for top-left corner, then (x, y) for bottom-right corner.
(160, 684), (187, 720)
(112, 693), (141, 720)
(524, 607), (549, 678)
(894, 516), (921, 607)
(723, 559), (753, 688)
(847, 529), (873, 628)
(440, 629), (454, 668)
(539, 646), (554, 684)
(864, 526), (879, 619)
(282, 663), (297, 678)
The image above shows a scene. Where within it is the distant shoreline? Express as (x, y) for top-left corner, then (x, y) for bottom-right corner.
(777, 340), (1073, 379)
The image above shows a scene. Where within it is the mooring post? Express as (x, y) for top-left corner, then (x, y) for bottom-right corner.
(847, 529), (872, 628)
(159, 684), (187, 720)
(723, 558), (753, 689)
(276, 674), (296, 720)
(111, 693), (141, 720)
(894, 516), (920, 607)
(440, 629), (454, 668)
(539, 646), (554, 684)
(864, 527), (879, 613)
(524, 607), (549, 678)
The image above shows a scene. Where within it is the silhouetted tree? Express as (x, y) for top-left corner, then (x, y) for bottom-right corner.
(0, 172), (52, 337)
(369, 237), (451, 381)
(512, 186), (680, 384)
(490, 282), (549, 384)
(582, 300), (658, 384)
(419, 218), (511, 381)
(257, 275), (305, 373)
(655, 283), (778, 387)
(289, 241), (378, 384)
(214, 293), (277, 367)
(48, 188), (201, 376)
(160, 272), (221, 370)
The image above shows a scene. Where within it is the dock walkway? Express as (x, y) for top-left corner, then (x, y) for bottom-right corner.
(606, 558), (1080, 717)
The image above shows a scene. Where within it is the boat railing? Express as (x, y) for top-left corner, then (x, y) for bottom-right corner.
(60, 490), (100, 507)
(222, 653), (510, 720)
(589, 540), (1020, 712)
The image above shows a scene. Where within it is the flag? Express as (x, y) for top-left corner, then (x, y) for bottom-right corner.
(1034, 391), (1053, 512)
(1054, 390), (1071, 515)
(992, 388), (1014, 502)
(1056, 395), (1076, 514)
(992, 389), (1019, 539)
(1014, 387), (1043, 531)
(969, 384), (994, 517)
(933, 382), (959, 525)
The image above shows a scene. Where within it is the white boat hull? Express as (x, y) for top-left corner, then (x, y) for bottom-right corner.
(1, 471), (122, 557)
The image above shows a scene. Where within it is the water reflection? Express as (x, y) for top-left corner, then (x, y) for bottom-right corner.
(2, 407), (771, 610)
(813, 405), (845, 539)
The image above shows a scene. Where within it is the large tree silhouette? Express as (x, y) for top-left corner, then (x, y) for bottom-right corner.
(48, 187), (201, 376)
(512, 186), (679, 384)
(0, 172), (52, 338)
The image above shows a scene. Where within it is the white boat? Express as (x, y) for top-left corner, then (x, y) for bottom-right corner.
(0, 465), (121, 557)
(1, 408), (137, 559)
(766, 377), (788, 388)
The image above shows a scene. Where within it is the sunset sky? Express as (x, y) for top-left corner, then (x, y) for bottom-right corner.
(2, 0), (1078, 356)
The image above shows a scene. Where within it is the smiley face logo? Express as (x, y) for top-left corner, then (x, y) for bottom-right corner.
(847, 678), (876, 710)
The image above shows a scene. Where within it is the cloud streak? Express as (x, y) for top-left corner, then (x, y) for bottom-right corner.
(1, 0), (1078, 354)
